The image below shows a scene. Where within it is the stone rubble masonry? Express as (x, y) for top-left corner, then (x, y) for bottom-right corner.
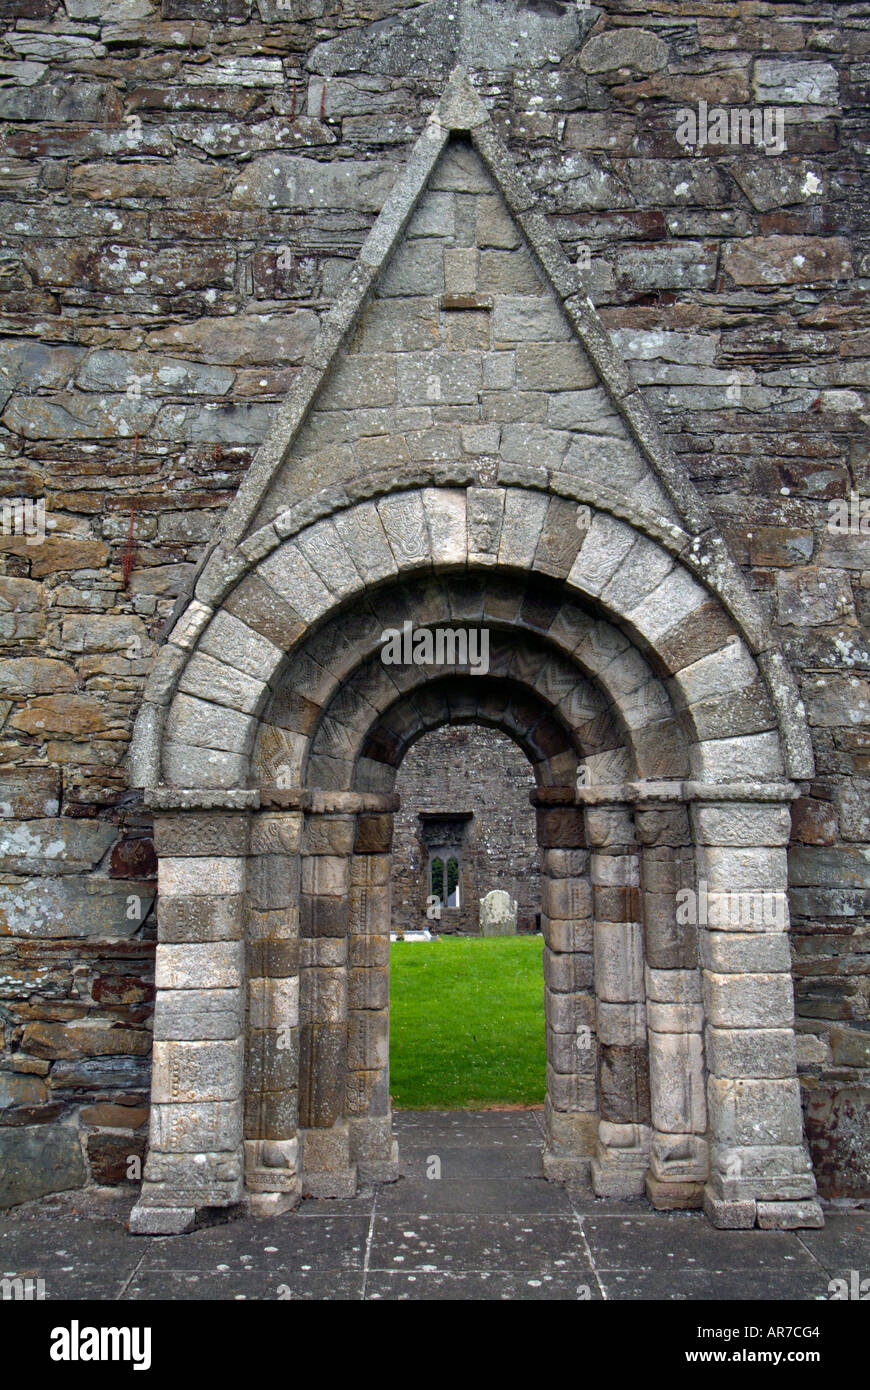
(0, 1), (866, 1216)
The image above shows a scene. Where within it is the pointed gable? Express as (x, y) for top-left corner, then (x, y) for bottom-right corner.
(250, 136), (678, 534)
(214, 68), (713, 560)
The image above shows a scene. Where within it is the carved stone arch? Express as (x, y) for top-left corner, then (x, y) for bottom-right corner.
(128, 66), (821, 1235)
(131, 487), (808, 793)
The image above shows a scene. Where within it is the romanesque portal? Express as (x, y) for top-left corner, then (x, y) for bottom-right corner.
(128, 71), (822, 1235)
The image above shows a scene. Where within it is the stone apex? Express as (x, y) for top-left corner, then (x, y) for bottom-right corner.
(202, 65), (715, 569)
(431, 65), (489, 132)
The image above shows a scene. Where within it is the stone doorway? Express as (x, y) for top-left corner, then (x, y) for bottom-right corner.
(130, 553), (820, 1233)
(127, 71), (822, 1234)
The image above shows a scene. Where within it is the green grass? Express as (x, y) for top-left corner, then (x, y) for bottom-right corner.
(389, 935), (546, 1109)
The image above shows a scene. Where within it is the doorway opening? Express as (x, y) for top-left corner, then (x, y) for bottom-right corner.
(389, 724), (546, 1115)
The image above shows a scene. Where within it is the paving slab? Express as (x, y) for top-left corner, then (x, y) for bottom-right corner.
(374, 1174), (572, 1214)
(368, 1211), (594, 1275)
(135, 1214), (370, 1274)
(0, 1111), (864, 1303)
(121, 1268), (363, 1301)
(576, 1211), (821, 1274)
(793, 1211), (870, 1273)
(598, 1268), (831, 1302)
(365, 1268), (603, 1300)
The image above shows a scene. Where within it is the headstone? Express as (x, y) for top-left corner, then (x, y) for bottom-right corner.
(479, 889), (517, 936)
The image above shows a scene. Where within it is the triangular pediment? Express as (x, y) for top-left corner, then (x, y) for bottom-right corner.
(213, 68), (714, 561)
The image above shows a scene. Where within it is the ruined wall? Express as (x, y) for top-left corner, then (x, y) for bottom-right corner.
(391, 725), (541, 934)
(0, 0), (868, 1204)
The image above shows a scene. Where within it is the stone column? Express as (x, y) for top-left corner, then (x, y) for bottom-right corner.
(536, 792), (598, 1182)
(585, 798), (651, 1197)
(347, 808), (398, 1181)
(692, 785), (823, 1230)
(636, 795), (708, 1210)
(244, 802), (303, 1216)
(298, 806), (356, 1197)
(130, 792), (253, 1235)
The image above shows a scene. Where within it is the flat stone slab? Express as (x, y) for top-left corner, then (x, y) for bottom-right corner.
(0, 1113), (866, 1301)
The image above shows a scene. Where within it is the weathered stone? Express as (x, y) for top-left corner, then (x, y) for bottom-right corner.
(0, 659), (75, 697)
(723, 236), (852, 287)
(0, 818), (116, 873)
(0, 768), (61, 819)
(805, 1085), (870, 1199)
(147, 313), (318, 367)
(753, 60), (839, 106)
(0, 8), (857, 1226)
(86, 1132), (147, 1185)
(21, 1021), (151, 1061)
(0, 876), (154, 938)
(0, 1125), (87, 1208)
(309, 0), (582, 78)
(579, 29), (668, 76)
(151, 1039), (244, 1104)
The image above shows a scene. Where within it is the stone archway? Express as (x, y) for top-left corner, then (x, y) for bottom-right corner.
(127, 69), (821, 1234)
(130, 507), (820, 1234)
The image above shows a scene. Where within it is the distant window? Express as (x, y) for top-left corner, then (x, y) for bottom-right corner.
(446, 856), (460, 908)
(430, 856), (444, 901)
(429, 852), (460, 909)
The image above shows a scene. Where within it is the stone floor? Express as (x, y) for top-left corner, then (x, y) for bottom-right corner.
(1, 1110), (867, 1301)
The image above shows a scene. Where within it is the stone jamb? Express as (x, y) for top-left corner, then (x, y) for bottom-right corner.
(129, 801), (251, 1235)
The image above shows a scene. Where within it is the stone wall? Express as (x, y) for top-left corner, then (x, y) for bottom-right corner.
(0, 0), (868, 1204)
(391, 725), (541, 933)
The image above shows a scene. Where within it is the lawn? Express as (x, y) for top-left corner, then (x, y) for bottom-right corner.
(389, 935), (546, 1109)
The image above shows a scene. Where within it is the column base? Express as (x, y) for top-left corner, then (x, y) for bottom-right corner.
(358, 1141), (400, 1184)
(249, 1190), (301, 1218)
(244, 1138), (299, 1195)
(710, 1144), (819, 1204)
(592, 1121), (650, 1197)
(129, 1199), (249, 1236)
(129, 1204), (198, 1236)
(591, 1157), (647, 1198)
(645, 1174), (704, 1211)
(300, 1123), (358, 1197)
(703, 1187), (756, 1229)
(542, 1149), (592, 1185)
(302, 1166), (358, 1198)
(756, 1198), (824, 1230)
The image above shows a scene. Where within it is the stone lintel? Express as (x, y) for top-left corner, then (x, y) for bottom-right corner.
(147, 788), (260, 811)
(310, 790), (400, 814)
(572, 781), (798, 806)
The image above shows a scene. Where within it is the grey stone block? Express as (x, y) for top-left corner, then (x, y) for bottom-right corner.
(129, 1205), (197, 1236)
(707, 1077), (804, 1147)
(703, 1190), (756, 1230)
(0, 1125), (86, 1209)
(151, 1039), (245, 1104)
(706, 1027), (797, 1080)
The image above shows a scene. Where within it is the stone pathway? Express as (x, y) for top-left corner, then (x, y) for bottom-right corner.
(1, 1111), (866, 1301)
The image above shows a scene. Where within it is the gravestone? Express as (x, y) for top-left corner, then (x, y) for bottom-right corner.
(480, 889), (517, 936)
